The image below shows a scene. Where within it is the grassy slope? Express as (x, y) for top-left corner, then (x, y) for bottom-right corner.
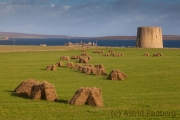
(0, 46), (180, 120)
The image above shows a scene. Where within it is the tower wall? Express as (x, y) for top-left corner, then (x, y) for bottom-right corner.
(136, 26), (163, 48)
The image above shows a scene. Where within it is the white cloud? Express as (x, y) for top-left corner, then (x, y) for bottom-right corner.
(0, 2), (7, 5)
(135, 15), (145, 21)
(69, 16), (92, 22)
(175, 20), (180, 23)
(50, 3), (55, 8)
(160, 15), (167, 19)
(0, 0), (180, 36)
(63, 5), (70, 10)
(95, 6), (100, 9)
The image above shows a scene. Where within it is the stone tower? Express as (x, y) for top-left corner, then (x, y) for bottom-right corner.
(136, 26), (163, 48)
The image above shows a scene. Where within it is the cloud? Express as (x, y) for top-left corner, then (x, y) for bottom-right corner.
(39, 0), (49, 4)
(63, 5), (70, 10)
(0, 1), (7, 5)
(1, 0), (180, 36)
(160, 15), (168, 19)
(9, 0), (50, 5)
(50, 3), (55, 7)
(11, 0), (37, 5)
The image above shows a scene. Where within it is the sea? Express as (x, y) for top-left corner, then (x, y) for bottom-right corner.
(0, 38), (180, 48)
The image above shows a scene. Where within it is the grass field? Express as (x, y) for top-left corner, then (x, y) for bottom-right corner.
(0, 45), (180, 120)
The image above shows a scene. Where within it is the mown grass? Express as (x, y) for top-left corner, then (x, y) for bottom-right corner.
(0, 45), (180, 120)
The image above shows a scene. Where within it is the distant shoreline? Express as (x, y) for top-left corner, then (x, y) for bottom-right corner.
(6, 38), (180, 40)
(0, 31), (180, 40)
(6, 36), (180, 40)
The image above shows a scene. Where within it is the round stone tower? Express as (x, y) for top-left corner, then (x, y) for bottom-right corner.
(136, 26), (163, 48)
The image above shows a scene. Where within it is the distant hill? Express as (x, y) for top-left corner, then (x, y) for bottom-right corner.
(96, 35), (180, 40)
(96, 36), (136, 40)
(162, 35), (180, 40)
(0, 32), (180, 40)
(0, 32), (70, 39)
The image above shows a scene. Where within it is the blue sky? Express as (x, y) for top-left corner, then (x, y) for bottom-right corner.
(0, 0), (180, 37)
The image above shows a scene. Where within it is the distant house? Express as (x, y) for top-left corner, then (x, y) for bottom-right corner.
(40, 44), (47, 46)
(64, 41), (97, 46)
(0, 36), (9, 40)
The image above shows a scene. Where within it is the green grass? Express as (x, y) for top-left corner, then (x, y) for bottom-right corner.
(0, 46), (180, 120)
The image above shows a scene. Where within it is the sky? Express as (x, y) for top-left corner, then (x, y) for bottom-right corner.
(0, 0), (180, 37)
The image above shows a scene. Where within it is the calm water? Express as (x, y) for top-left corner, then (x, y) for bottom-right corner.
(0, 38), (180, 48)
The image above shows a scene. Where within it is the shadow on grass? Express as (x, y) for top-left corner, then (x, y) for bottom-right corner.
(55, 99), (68, 104)
(6, 90), (14, 92)
(6, 90), (69, 104)
(73, 70), (95, 76)
(41, 66), (68, 71)
(5, 90), (30, 99)
(73, 70), (110, 81)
